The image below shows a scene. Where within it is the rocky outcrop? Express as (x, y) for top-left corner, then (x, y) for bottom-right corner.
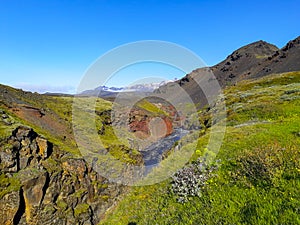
(0, 126), (126, 225)
(0, 126), (51, 173)
(20, 169), (48, 224)
(254, 36), (300, 78)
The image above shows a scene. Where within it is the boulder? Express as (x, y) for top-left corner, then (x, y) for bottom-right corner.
(0, 149), (18, 172)
(21, 170), (48, 224)
(36, 137), (50, 159)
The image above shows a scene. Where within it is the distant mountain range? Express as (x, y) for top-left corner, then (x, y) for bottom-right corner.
(79, 80), (174, 97)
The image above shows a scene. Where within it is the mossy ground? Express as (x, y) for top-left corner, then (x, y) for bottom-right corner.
(100, 71), (300, 225)
(136, 99), (169, 117)
(0, 173), (21, 199)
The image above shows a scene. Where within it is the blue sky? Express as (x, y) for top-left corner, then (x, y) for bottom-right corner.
(0, 0), (299, 93)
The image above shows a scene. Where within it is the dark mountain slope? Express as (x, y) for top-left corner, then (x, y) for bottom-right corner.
(254, 36), (300, 77)
(156, 36), (300, 107)
(212, 40), (279, 87)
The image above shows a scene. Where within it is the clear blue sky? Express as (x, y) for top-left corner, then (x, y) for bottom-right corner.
(0, 0), (299, 93)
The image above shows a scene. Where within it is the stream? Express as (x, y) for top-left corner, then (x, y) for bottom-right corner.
(140, 128), (189, 171)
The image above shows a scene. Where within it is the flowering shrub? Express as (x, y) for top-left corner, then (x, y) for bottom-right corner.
(171, 158), (219, 203)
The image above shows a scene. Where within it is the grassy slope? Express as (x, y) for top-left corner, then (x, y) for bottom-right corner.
(0, 87), (141, 162)
(136, 99), (169, 117)
(0, 87), (80, 154)
(0, 90), (143, 199)
(100, 71), (300, 225)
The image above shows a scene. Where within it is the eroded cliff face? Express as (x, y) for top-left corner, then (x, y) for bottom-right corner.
(0, 126), (126, 225)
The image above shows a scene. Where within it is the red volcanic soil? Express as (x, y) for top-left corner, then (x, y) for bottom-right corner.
(128, 102), (181, 140)
(10, 104), (71, 142)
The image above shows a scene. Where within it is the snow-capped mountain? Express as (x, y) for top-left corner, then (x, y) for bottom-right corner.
(124, 80), (174, 92)
(79, 80), (174, 97)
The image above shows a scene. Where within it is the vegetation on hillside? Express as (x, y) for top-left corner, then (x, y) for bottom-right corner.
(100, 71), (300, 225)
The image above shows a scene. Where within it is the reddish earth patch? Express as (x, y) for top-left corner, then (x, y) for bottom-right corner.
(9, 104), (72, 142)
(128, 102), (182, 140)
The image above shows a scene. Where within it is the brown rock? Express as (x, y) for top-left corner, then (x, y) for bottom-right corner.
(0, 150), (18, 172)
(43, 173), (62, 204)
(0, 191), (20, 225)
(21, 170), (48, 224)
(62, 158), (87, 179)
(36, 137), (49, 159)
(21, 138), (30, 147)
(13, 126), (34, 141)
(19, 146), (31, 157)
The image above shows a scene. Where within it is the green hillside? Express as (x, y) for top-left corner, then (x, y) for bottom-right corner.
(100, 71), (300, 225)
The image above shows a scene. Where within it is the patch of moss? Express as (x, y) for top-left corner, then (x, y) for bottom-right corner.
(42, 157), (62, 174)
(0, 173), (21, 199)
(0, 108), (19, 142)
(56, 199), (68, 210)
(100, 195), (110, 202)
(255, 54), (269, 59)
(72, 189), (87, 198)
(92, 181), (108, 190)
(74, 203), (90, 217)
(136, 99), (169, 117)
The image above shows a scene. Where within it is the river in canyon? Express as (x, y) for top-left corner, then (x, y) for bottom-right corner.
(140, 128), (189, 174)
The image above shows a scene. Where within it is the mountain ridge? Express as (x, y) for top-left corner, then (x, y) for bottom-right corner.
(155, 36), (300, 107)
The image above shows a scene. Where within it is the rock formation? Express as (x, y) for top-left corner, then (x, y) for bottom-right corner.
(0, 126), (126, 225)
